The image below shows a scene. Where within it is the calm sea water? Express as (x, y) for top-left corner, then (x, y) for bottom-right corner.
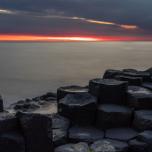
(0, 42), (152, 106)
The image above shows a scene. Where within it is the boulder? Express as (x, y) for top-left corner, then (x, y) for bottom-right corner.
(129, 139), (148, 152)
(0, 132), (25, 152)
(55, 142), (90, 152)
(127, 86), (152, 109)
(115, 75), (143, 86)
(96, 104), (132, 129)
(0, 112), (19, 133)
(0, 95), (3, 112)
(59, 93), (97, 125)
(69, 126), (104, 143)
(57, 85), (88, 101)
(91, 140), (116, 152)
(17, 112), (53, 152)
(53, 129), (67, 147)
(103, 69), (122, 79)
(133, 110), (152, 131)
(89, 79), (128, 105)
(105, 128), (138, 141)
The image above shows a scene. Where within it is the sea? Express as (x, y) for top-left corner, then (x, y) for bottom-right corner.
(0, 42), (152, 106)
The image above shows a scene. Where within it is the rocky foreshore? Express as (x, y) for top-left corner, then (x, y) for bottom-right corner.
(0, 68), (152, 152)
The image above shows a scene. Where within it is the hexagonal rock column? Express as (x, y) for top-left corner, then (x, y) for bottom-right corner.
(17, 112), (53, 152)
(142, 82), (152, 91)
(96, 104), (132, 129)
(105, 128), (138, 142)
(55, 142), (90, 152)
(128, 139), (148, 152)
(0, 112), (19, 133)
(133, 110), (152, 131)
(0, 95), (3, 112)
(91, 140), (116, 152)
(115, 75), (143, 86)
(52, 114), (70, 147)
(57, 85), (88, 101)
(103, 69), (122, 79)
(69, 126), (104, 143)
(89, 79), (128, 105)
(127, 86), (152, 109)
(59, 93), (97, 126)
(0, 132), (25, 152)
(91, 139), (128, 152)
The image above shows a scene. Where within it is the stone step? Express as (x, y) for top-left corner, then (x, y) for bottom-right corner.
(133, 110), (152, 131)
(89, 78), (128, 105)
(96, 104), (132, 129)
(69, 126), (104, 143)
(103, 69), (123, 79)
(57, 85), (88, 101)
(142, 82), (152, 90)
(58, 93), (97, 126)
(105, 128), (138, 141)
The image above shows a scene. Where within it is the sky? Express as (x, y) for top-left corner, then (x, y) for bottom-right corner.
(0, 0), (152, 41)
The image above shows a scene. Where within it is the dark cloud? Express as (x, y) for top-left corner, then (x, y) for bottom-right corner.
(0, 0), (151, 36)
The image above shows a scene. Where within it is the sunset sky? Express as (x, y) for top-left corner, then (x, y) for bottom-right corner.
(0, 0), (152, 41)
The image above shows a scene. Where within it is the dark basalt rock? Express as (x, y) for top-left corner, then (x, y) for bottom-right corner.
(127, 86), (152, 109)
(129, 139), (148, 152)
(105, 128), (138, 141)
(0, 112), (19, 133)
(142, 82), (152, 91)
(55, 142), (90, 152)
(91, 140), (116, 152)
(96, 104), (132, 129)
(59, 93), (97, 125)
(103, 69), (122, 79)
(53, 129), (67, 147)
(52, 114), (70, 130)
(122, 69), (138, 73)
(57, 85), (88, 101)
(17, 112), (53, 152)
(145, 67), (152, 75)
(69, 126), (104, 143)
(115, 75), (143, 86)
(89, 79), (128, 105)
(0, 132), (25, 152)
(133, 110), (152, 131)
(0, 95), (3, 112)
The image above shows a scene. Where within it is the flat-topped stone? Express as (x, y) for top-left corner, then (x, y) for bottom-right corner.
(91, 140), (116, 152)
(105, 128), (138, 141)
(55, 142), (90, 152)
(57, 85), (88, 101)
(137, 130), (152, 144)
(89, 78), (128, 105)
(59, 93), (97, 125)
(69, 126), (104, 143)
(96, 104), (132, 129)
(103, 69), (122, 79)
(133, 110), (152, 131)
(143, 82), (152, 91)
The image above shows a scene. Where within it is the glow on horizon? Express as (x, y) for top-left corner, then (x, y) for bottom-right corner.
(0, 34), (151, 42)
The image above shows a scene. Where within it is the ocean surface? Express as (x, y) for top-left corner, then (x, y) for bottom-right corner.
(0, 42), (152, 106)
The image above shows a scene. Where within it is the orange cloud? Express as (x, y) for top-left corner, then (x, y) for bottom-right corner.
(119, 24), (138, 30)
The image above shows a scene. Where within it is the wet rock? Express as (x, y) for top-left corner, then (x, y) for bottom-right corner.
(96, 104), (132, 129)
(57, 85), (88, 101)
(52, 114), (70, 130)
(129, 139), (148, 152)
(127, 86), (152, 109)
(53, 129), (67, 147)
(17, 112), (53, 152)
(0, 95), (3, 112)
(89, 79), (128, 105)
(91, 140), (116, 152)
(115, 75), (143, 86)
(105, 128), (138, 141)
(122, 69), (138, 73)
(0, 112), (19, 133)
(133, 110), (152, 131)
(69, 126), (104, 143)
(59, 93), (97, 125)
(55, 142), (90, 152)
(145, 67), (152, 75)
(103, 69), (122, 79)
(0, 132), (25, 152)
(143, 82), (152, 91)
